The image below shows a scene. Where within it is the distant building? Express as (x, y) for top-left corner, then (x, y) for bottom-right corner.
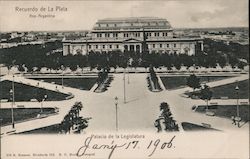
(63, 17), (203, 55)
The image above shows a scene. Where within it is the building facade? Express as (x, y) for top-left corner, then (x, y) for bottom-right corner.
(63, 17), (203, 56)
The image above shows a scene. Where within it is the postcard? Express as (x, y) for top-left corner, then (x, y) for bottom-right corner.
(0, 0), (249, 158)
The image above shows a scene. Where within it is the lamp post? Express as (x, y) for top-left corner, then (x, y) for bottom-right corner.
(114, 96), (118, 131)
(41, 94), (48, 113)
(127, 68), (130, 84)
(9, 89), (15, 129)
(12, 75), (15, 105)
(123, 70), (126, 103)
(235, 84), (240, 126)
(61, 65), (64, 88)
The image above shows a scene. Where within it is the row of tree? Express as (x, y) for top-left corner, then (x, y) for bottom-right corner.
(0, 38), (248, 74)
(186, 74), (213, 111)
(154, 102), (179, 132)
(148, 66), (162, 91)
(60, 102), (89, 134)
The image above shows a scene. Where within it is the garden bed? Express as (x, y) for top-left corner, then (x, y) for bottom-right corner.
(195, 105), (249, 121)
(94, 77), (113, 93)
(30, 77), (97, 90)
(0, 80), (69, 102)
(182, 122), (218, 131)
(0, 107), (58, 126)
(160, 76), (234, 90)
(185, 80), (249, 99)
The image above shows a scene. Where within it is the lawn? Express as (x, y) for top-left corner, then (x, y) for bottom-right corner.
(210, 80), (249, 99)
(30, 77), (97, 90)
(195, 105), (249, 121)
(186, 80), (249, 99)
(181, 122), (217, 131)
(19, 124), (62, 134)
(160, 76), (233, 90)
(0, 80), (69, 102)
(0, 108), (57, 126)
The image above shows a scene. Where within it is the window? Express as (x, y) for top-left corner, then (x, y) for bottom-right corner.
(166, 44), (169, 48)
(124, 33), (129, 37)
(165, 32), (168, 36)
(114, 24), (117, 27)
(113, 33), (118, 38)
(89, 45), (91, 49)
(124, 33), (128, 37)
(109, 45), (112, 49)
(103, 45), (105, 49)
(153, 44), (155, 48)
(105, 33), (110, 38)
(97, 33), (102, 38)
(174, 44), (176, 48)
(116, 45), (119, 49)
(106, 24), (109, 27)
(160, 44), (162, 48)
(154, 32), (159, 37)
(96, 45), (98, 49)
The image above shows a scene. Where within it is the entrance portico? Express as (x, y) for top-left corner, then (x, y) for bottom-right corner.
(123, 38), (142, 53)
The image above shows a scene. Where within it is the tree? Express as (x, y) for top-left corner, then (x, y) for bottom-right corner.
(200, 85), (213, 111)
(158, 102), (178, 131)
(17, 64), (25, 73)
(186, 74), (201, 91)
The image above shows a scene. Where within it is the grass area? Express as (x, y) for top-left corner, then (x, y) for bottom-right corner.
(31, 77), (97, 90)
(0, 80), (69, 102)
(19, 124), (61, 134)
(210, 80), (249, 99)
(195, 105), (250, 121)
(186, 80), (249, 99)
(182, 122), (217, 131)
(0, 108), (57, 126)
(160, 76), (233, 90)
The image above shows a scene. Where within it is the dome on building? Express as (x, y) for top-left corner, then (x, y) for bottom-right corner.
(93, 17), (172, 30)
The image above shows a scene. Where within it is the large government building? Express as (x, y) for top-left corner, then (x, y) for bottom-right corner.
(63, 17), (203, 56)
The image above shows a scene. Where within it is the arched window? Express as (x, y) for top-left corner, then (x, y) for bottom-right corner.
(124, 45), (128, 51)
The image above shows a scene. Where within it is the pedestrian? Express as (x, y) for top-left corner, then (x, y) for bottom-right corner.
(231, 116), (236, 125)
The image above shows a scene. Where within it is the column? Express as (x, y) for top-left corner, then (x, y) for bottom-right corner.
(201, 41), (204, 51)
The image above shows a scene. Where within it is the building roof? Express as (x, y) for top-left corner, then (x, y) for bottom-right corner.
(93, 17), (172, 31)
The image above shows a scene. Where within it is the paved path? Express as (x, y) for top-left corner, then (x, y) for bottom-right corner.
(159, 74), (249, 131)
(0, 75), (93, 136)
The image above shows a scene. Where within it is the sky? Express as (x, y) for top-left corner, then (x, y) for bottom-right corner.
(0, 0), (248, 32)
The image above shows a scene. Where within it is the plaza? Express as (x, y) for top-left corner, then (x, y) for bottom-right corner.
(0, 71), (249, 136)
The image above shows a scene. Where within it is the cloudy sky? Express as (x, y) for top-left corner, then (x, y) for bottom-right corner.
(0, 0), (248, 32)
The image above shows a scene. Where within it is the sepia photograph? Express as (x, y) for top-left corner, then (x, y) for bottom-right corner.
(0, 0), (249, 158)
